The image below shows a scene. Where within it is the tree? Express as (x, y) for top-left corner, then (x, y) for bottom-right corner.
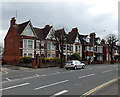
(50, 28), (66, 68)
(70, 53), (81, 61)
(106, 34), (118, 64)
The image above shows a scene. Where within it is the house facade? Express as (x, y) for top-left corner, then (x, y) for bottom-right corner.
(3, 17), (52, 64)
(3, 17), (113, 65)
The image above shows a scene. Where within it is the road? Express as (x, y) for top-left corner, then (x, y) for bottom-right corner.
(1, 64), (119, 96)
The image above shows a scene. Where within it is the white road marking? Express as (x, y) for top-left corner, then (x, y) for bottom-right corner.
(50, 90), (68, 97)
(6, 78), (11, 81)
(111, 65), (117, 67)
(78, 76), (86, 79)
(102, 70), (112, 73)
(41, 74), (47, 77)
(35, 74), (39, 77)
(115, 69), (118, 70)
(56, 71), (60, 74)
(86, 74), (95, 77)
(34, 80), (69, 90)
(0, 83), (30, 91)
(78, 74), (95, 79)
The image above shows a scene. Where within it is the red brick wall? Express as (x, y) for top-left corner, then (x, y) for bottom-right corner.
(85, 51), (93, 56)
(3, 27), (20, 64)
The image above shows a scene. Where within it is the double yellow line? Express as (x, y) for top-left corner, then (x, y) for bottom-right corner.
(80, 77), (119, 97)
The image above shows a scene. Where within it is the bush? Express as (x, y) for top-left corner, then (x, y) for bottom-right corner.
(20, 57), (32, 63)
(70, 53), (81, 61)
(42, 57), (60, 63)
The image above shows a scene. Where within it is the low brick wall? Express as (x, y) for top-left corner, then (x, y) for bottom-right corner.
(42, 62), (60, 68)
(20, 63), (32, 68)
(19, 62), (60, 68)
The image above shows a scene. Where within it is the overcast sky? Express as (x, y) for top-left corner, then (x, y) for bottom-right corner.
(0, 0), (119, 46)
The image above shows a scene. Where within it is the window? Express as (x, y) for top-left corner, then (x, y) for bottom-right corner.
(28, 40), (33, 48)
(87, 46), (93, 51)
(28, 53), (32, 57)
(89, 47), (93, 51)
(79, 46), (80, 51)
(48, 42), (51, 50)
(48, 54), (51, 57)
(97, 46), (102, 53)
(52, 54), (55, 57)
(64, 45), (66, 50)
(41, 41), (44, 46)
(75, 46), (78, 52)
(87, 56), (93, 60)
(70, 45), (73, 51)
(36, 41), (40, 49)
(24, 53), (27, 57)
(51, 42), (55, 50)
(24, 40), (27, 48)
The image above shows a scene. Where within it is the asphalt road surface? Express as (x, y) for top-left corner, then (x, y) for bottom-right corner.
(1, 64), (119, 97)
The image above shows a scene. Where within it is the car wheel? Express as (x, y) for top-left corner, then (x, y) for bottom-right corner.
(74, 66), (77, 70)
(82, 65), (85, 69)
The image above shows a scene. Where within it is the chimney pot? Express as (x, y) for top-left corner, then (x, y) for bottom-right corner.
(10, 17), (16, 26)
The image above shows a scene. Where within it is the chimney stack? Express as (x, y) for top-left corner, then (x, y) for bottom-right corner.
(90, 33), (96, 44)
(10, 17), (16, 26)
(71, 28), (78, 32)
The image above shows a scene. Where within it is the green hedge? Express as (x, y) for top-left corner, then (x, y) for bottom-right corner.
(42, 57), (60, 63)
(20, 57), (60, 64)
(20, 57), (32, 63)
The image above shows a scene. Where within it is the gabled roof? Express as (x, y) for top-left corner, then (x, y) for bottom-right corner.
(14, 21), (30, 35)
(54, 28), (66, 38)
(33, 27), (44, 40)
(13, 19), (52, 40)
(79, 34), (88, 44)
(66, 28), (79, 44)
(34, 25), (52, 40)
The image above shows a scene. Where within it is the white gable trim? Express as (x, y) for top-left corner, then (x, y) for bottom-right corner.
(21, 21), (37, 38)
(75, 34), (81, 43)
(45, 27), (54, 40)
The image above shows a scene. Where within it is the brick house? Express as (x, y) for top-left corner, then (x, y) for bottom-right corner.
(65, 28), (82, 60)
(90, 33), (104, 62)
(3, 17), (52, 64)
(100, 39), (110, 62)
(3, 17), (111, 65)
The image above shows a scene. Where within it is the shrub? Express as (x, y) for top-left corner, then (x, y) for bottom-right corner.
(70, 53), (81, 61)
(20, 57), (32, 63)
(53, 57), (61, 62)
(42, 57), (60, 63)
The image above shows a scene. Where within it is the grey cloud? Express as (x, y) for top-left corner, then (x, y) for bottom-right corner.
(1, 2), (117, 39)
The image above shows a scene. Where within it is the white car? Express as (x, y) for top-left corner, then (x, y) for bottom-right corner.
(64, 60), (85, 70)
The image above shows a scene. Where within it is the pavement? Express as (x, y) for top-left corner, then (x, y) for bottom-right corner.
(93, 79), (119, 96)
(82, 78), (119, 97)
(1, 63), (120, 96)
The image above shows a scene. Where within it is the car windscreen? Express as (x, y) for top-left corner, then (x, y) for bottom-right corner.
(67, 61), (73, 63)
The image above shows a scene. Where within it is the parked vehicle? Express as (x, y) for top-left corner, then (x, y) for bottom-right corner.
(64, 60), (85, 70)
